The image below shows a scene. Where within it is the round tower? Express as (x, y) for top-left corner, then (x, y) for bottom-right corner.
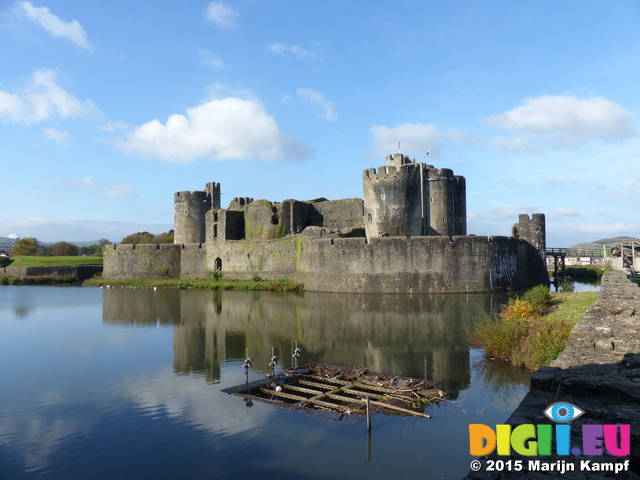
(363, 154), (424, 240)
(174, 190), (210, 244)
(424, 168), (467, 237)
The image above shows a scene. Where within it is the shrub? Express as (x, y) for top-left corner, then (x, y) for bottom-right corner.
(0, 256), (12, 268)
(520, 284), (552, 316)
(469, 284), (572, 370)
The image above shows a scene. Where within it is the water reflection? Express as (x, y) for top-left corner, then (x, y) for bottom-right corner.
(104, 289), (509, 397)
(0, 286), (530, 480)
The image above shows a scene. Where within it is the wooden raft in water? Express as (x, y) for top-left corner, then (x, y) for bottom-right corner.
(224, 363), (446, 420)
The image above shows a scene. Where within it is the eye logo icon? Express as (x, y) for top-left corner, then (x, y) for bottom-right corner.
(543, 402), (584, 423)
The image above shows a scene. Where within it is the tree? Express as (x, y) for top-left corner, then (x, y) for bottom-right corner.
(50, 241), (80, 256)
(120, 231), (155, 245)
(120, 231), (173, 245)
(10, 237), (39, 256)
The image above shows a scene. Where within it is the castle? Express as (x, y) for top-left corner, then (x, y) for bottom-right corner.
(104, 153), (549, 293)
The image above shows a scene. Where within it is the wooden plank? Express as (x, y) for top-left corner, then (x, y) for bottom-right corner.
(282, 384), (325, 396)
(261, 388), (357, 412)
(260, 388), (308, 403)
(306, 375), (353, 386)
(296, 379), (338, 391)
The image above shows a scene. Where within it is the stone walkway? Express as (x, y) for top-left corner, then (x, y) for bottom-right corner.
(464, 271), (640, 480)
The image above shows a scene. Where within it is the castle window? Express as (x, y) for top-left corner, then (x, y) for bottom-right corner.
(214, 257), (222, 272)
(213, 224), (218, 238)
(381, 193), (386, 200)
(185, 209), (189, 215)
(368, 213), (372, 224)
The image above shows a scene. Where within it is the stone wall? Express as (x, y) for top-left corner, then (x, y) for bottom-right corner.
(103, 234), (548, 294)
(297, 235), (547, 294)
(1, 265), (102, 280)
(103, 243), (182, 279)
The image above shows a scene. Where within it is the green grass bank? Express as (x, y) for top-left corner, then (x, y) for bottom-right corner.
(83, 277), (303, 292)
(7, 256), (103, 267)
(469, 286), (598, 370)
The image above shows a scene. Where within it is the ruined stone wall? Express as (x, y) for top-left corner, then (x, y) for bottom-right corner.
(312, 198), (364, 232)
(512, 213), (546, 253)
(244, 200), (287, 241)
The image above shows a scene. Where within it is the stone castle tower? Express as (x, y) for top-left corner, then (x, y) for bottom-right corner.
(173, 182), (221, 244)
(362, 153), (466, 240)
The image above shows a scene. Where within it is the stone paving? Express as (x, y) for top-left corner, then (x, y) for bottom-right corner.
(464, 271), (640, 480)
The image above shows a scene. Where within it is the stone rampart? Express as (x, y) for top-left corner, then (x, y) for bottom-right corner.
(1, 265), (102, 280)
(103, 243), (182, 279)
(103, 235), (547, 293)
(464, 271), (640, 479)
(298, 235), (546, 293)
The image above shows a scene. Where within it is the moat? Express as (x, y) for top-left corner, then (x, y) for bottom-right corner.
(1, 286), (537, 479)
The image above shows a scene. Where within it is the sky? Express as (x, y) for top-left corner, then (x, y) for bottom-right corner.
(1, 0), (639, 246)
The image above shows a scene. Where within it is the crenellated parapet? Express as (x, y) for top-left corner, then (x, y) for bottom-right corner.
(362, 154), (466, 240)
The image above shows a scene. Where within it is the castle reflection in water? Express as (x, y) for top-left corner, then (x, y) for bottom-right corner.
(102, 289), (506, 398)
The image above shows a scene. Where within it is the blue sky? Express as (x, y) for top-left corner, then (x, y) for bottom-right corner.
(1, 0), (639, 246)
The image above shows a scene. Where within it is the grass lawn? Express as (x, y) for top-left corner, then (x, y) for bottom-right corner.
(7, 256), (104, 267)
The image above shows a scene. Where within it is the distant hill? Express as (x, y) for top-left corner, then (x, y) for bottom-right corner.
(592, 236), (636, 244)
(569, 236), (639, 250)
(0, 237), (17, 250)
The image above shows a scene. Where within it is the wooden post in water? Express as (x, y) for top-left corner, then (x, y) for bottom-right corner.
(366, 395), (371, 430)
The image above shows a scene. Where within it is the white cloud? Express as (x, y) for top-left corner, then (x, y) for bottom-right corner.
(7, 233), (18, 239)
(199, 50), (225, 69)
(369, 123), (448, 159)
(16, 1), (92, 50)
(68, 176), (95, 188)
(266, 43), (317, 61)
(116, 97), (313, 163)
(296, 88), (337, 120)
(484, 95), (637, 147)
(42, 127), (70, 144)
(98, 121), (130, 132)
(204, 1), (239, 29)
(489, 136), (527, 152)
(543, 177), (579, 188)
(568, 223), (639, 235)
(487, 204), (539, 221)
(105, 182), (136, 198)
(0, 69), (98, 124)
(550, 207), (580, 221)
